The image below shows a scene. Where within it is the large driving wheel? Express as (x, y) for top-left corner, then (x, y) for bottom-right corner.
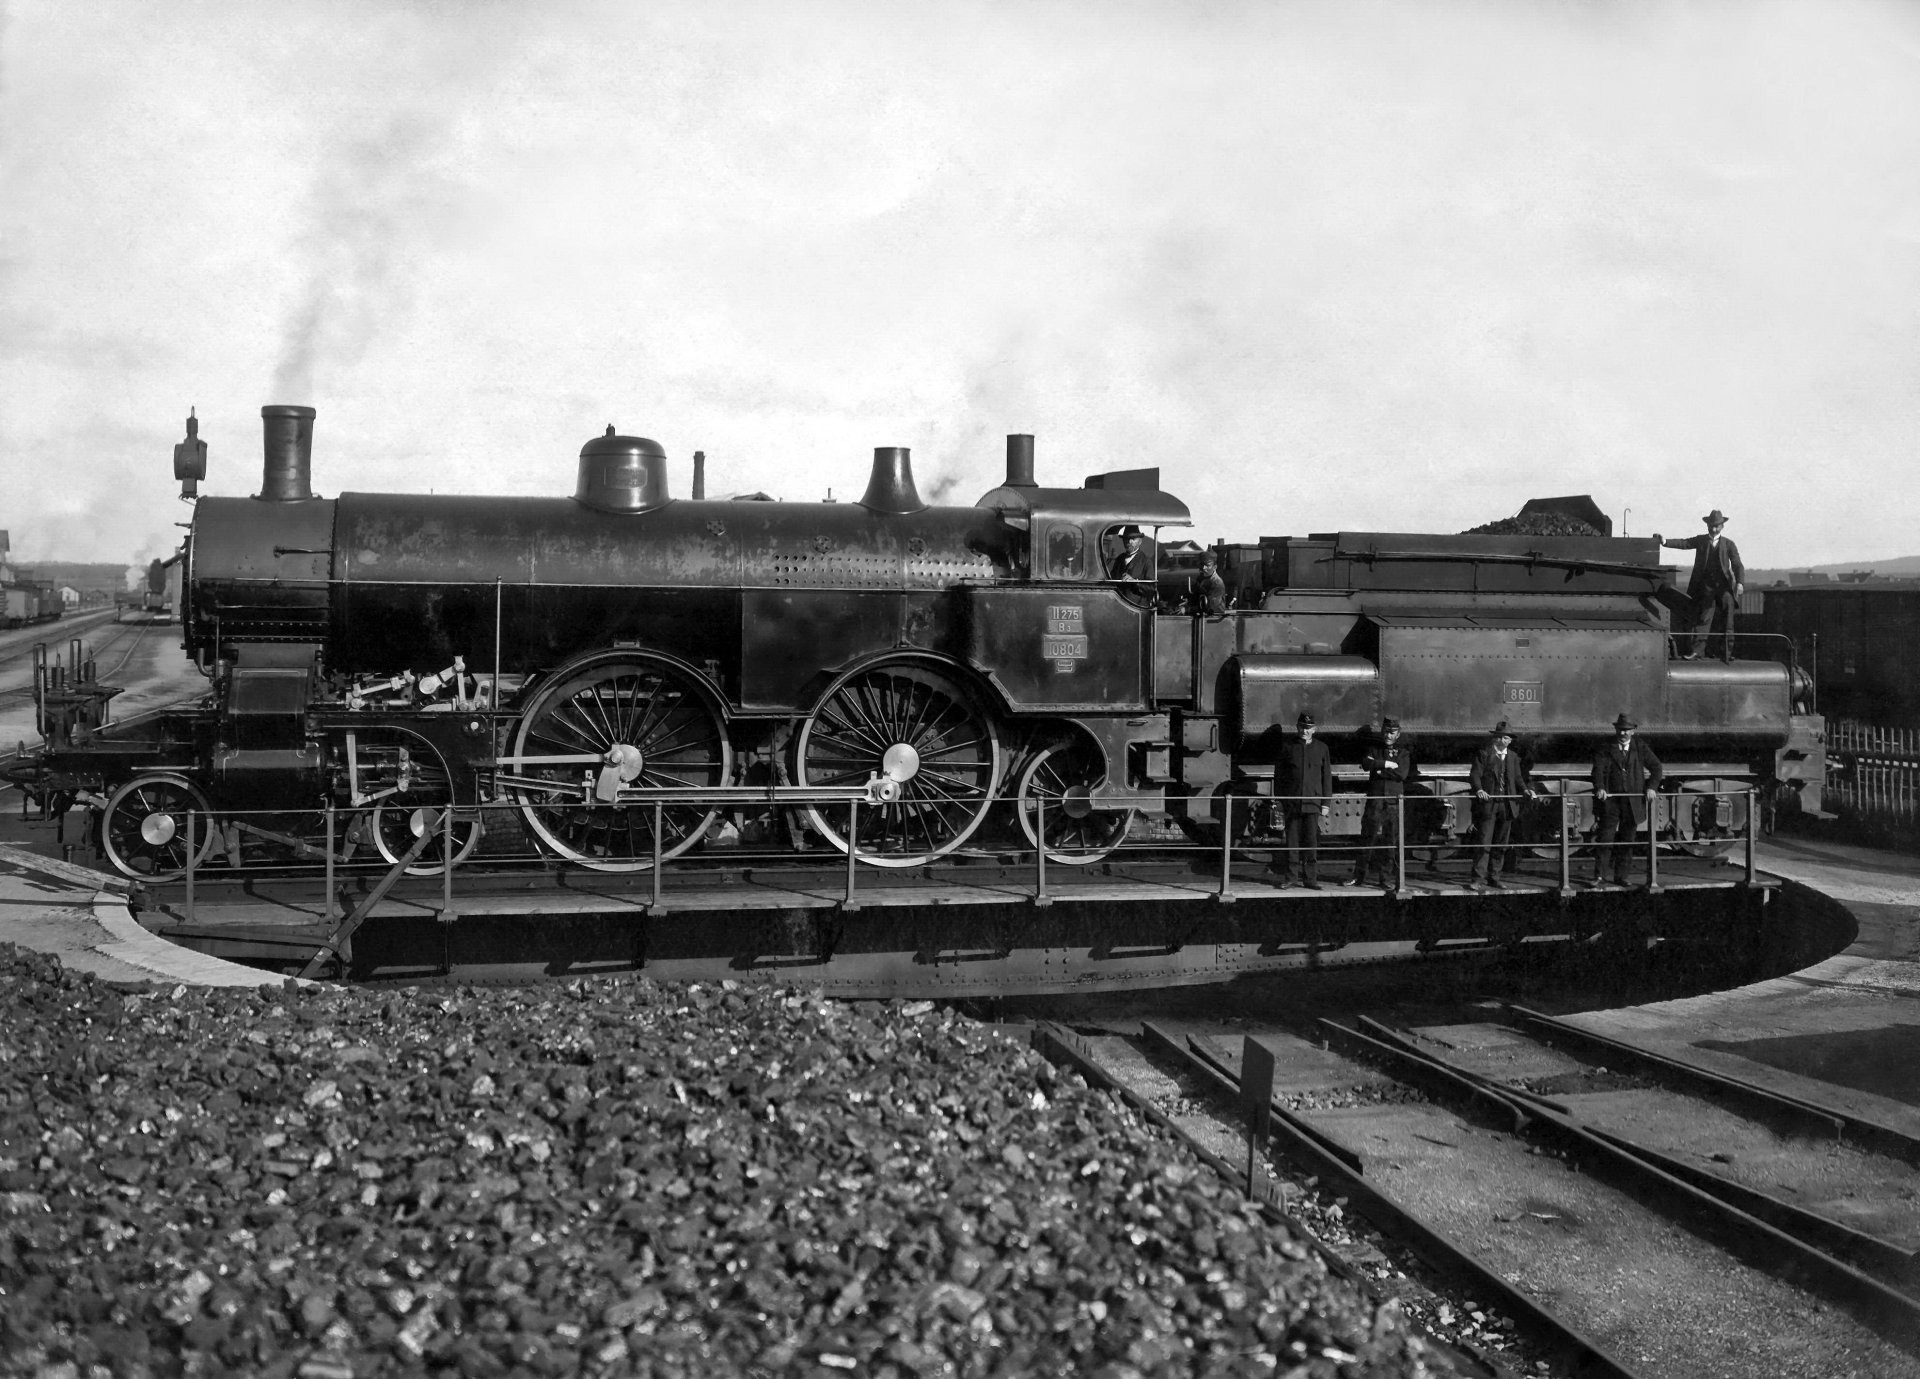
(797, 661), (1001, 867)
(100, 773), (218, 880)
(1017, 740), (1134, 865)
(510, 654), (731, 871)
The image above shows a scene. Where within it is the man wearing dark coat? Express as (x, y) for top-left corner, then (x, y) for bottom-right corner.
(1343, 717), (1412, 889)
(1658, 509), (1744, 662)
(1106, 526), (1153, 583)
(1273, 712), (1333, 889)
(1468, 722), (1534, 888)
(1196, 552), (1227, 615)
(1590, 713), (1665, 887)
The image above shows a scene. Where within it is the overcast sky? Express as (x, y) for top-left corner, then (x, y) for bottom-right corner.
(3, 0), (1916, 571)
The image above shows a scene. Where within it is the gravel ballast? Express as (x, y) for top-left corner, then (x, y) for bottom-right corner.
(0, 946), (1447, 1377)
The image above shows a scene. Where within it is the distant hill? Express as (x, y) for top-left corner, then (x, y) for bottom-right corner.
(1743, 555), (1920, 587)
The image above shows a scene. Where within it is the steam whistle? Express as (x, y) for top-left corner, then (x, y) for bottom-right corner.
(174, 408), (208, 500)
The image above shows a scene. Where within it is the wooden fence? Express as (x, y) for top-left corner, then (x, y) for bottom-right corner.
(1824, 719), (1920, 828)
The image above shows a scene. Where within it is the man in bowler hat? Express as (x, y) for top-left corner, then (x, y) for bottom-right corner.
(1657, 509), (1744, 662)
(1469, 722), (1534, 889)
(1274, 712), (1333, 888)
(1590, 714), (1665, 887)
(1344, 717), (1412, 890)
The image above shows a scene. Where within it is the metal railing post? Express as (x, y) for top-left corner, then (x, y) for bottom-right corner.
(1745, 787), (1757, 886)
(441, 805), (456, 922)
(1034, 796), (1050, 906)
(184, 808), (195, 922)
(652, 801), (664, 911)
(1218, 794), (1235, 902)
(844, 799), (860, 910)
(1646, 789), (1660, 892)
(1559, 793), (1571, 894)
(1395, 793), (1406, 894)
(324, 804), (336, 922)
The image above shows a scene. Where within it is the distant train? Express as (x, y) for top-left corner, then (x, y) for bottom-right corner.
(1756, 582), (1920, 730)
(2, 580), (62, 630)
(8, 404), (1824, 880)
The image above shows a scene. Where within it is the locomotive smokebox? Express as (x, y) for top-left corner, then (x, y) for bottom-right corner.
(860, 447), (926, 514)
(575, 426), (670, 513)
(259, 405), (316, 502)
(1005, 434), (1036, 488)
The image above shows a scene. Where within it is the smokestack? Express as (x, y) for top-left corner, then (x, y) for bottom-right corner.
(259, 405), (316, 501)
(858, 446), (926, 514)
(1005, 433), (1035, 487)
(692, 450), (706, 500)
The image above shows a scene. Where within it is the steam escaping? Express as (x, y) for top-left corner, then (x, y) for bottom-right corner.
(272, 113), (470, 400)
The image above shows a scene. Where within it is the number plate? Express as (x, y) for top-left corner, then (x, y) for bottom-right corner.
(1503, 681), (1544, 705)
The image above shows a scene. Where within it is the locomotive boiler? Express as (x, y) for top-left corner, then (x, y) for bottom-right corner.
(13, 405), (1822, 881)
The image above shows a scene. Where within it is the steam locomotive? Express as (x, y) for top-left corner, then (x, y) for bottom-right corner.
(12, 405), (1823, 881)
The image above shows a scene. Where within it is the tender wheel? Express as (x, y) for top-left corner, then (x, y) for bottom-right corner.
(1523, 779), (1594, 859)
(1671, 782), (1740, 858)
(797, 661), (1000, 867)
(510, 654), (731, 871)
(100, 773), (217, 880)
(1017, 740), (1134, 865)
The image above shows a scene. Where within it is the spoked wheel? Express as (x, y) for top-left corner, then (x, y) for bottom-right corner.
(510, 654), (731, 871)
(372, 803), (482, 875)
(351, 728), (483, 876)
(1017, 740), (1134, 864)
(100, 773), (218, 880)
(797, 661), (1001, 867)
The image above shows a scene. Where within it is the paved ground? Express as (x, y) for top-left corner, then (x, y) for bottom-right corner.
(1563, 831), (1920, 1135)
(0, 843), (285, 987)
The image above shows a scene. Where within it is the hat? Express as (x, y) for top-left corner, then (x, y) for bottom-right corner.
(1118, 525), (1143, 539)
(1490, 721), (1512, 738)
(1381, 716), (1401, 731)
(1702, 509), (1728, 526)
(1296, 712), (1316, 728)
(1613, 713), (1638, 732)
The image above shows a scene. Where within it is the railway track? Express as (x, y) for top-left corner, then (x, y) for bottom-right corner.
(1030, 1005), (1920, 1378)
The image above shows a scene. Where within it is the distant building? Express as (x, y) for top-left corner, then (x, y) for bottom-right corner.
(58, 587), (79, 608)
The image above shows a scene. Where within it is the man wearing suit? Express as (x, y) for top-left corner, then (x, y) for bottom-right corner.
(1590, 713), (1665, 887)
(1469, 722), (1534, 889)
(1344, 717), (1412, 890)
(1274, 712), (1333, 889)
(1658, 509), (1744, 662)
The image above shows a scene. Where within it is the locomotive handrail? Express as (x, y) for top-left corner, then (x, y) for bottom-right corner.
(1335, 545), (1669, 581)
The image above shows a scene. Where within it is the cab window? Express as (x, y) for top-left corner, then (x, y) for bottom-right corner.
(1045, 523), (1085, 578)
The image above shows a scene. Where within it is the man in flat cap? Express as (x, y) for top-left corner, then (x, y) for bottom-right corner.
(1469, 721), (1534, 889)
(1274, 711), (1333, 888)
(1657, 509), (1744, 663)
(1344, 717), (1412, 890)
(1590, 713), (1665, 887)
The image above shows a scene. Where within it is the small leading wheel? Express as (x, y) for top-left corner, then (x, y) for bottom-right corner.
(1017, 740), (1134, 865)
(510, 654), (731, 872)
(100, 773), (218, 880)
(797, 661), (1001, 867)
